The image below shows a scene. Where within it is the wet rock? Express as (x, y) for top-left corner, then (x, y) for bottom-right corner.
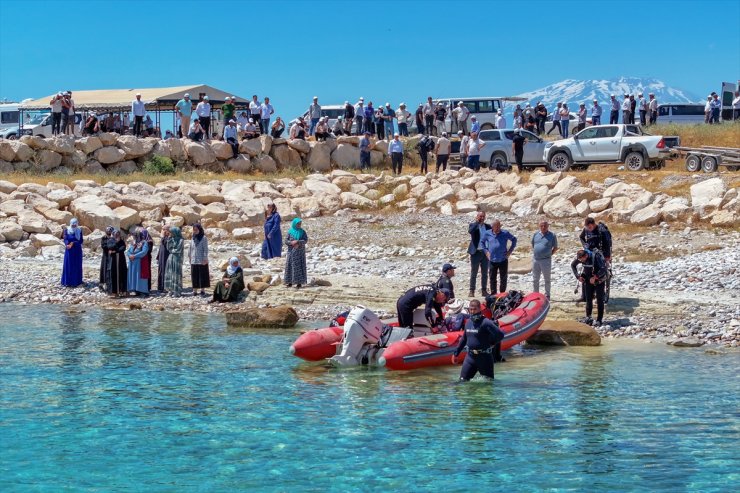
(225, 305), (299, 328)
(527, 320), (601, 346)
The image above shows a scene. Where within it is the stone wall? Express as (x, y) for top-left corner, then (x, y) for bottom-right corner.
(0, 133), (392, 176)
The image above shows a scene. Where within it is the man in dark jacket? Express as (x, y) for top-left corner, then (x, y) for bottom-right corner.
(343, 101), (354, 134)
(571, 249), (608, 327)
(577, 217), (612, 301)
(468, 211), (491, 298)
(396, 285), (450, 328)
(452, 299), (505, 380)
(415, 104), (425, 134)
(436, 263), (456, 300)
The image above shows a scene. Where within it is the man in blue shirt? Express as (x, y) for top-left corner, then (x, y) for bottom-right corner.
(709, 93), (722, 124)
(531, 220), (558, 300)
(467, 211), (491, 297)
(452, 299), (505, 380)
(388, 133), (404, 174)
(359, 131), (372, 171)
(174, 93), (192, 138)
(224, 119), (238, 158)
(483, 220), (517, 294)
(470, 115), (480, 134)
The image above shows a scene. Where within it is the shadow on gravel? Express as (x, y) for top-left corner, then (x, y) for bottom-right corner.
(605, 297), (640, 314)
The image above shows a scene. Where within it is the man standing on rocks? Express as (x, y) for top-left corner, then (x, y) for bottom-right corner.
(359, 131), (372, 171)
(465, 131), (485, 172)
(250, 95), (262, 129)
(260, 97), (274, 135)
(308, 97), (321, 136)
(224, 119), (239, 157)
(175, 93), (193, 139)
(435, 132), (451, 172)
(343, 101), (354, 134)
(531, 220), (558, 300)
(195, 96), (211, 140)
(423, 97), (435, 136)
(511, 128), (525, 172)
(468, 211), (491, 298)
(384, 103), (395, 140)
(415, 104), (425, 135)
(354, 98), (365, 135)
(49, 92), (63, 136)
(221, 97), (235, 134)
(396, 103), (411, 136)
(483, 220), (517, 295)
(131, 93), (147, 137)
(629, 95), (637, 124)
(436, 263), (456, 300)
(453, 101), (470, 135)
(609, 95), (619, 124)
(389, 133), (403, 174)
(572, 249), (608, 327)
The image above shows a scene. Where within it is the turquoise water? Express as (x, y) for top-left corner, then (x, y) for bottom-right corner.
(0, 305), (738, 493)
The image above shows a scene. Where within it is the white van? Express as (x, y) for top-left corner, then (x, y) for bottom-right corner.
(0, 103), (20, 132)
(432, 97), (526, 132)
(657, 104), (706, 124)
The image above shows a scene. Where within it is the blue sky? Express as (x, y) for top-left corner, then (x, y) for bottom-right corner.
(0, 0), (738, 120)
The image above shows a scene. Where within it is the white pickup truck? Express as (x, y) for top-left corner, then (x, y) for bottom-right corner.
(543, 124), (674, 171)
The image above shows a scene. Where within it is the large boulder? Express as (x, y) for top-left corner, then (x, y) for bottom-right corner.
(478, 194), (515, 213)
(340, 191), (375, 209)
(185, 141), (217, 166)
(238, 138), (263, 157)
(661, 199), (692, 221)
(474, 180), (503, 198)
(98, 132), (118, 146)
(225, 305), (299, 328)
(201, 202), (230, 221)
(690, 177), (727, 208)
(455, 200), (479, 213)
(17, 210), (48, 233)
(180, 183), (224, 205)
(115, 135), (150, 159)
(543, 196), (578, 217)
(589, 197), (612, 213)
(287, 139), (311, 154)
(253, 155), (278, 173)
(529, 171), (562, 187)
(303, 179), (341, 196)
(0, 180), (18, 194)
(0, 199), (28, 216)
(75, 136), (103, 154)
(62, 150), (87, 169)
(511, 197), (543, 217)
(232, 227), (257, 240)
(169, 204), (202, 225)
(0, 221), (24, 241)
(226, 155), (251, 172)
(0, 141), (17, 161)
(527, 320), (601, 346)
(710, 210), (738, 227)
(290, 196), (322, 218)
(113, 206), (141, 230)
(120, 194), (167, 213)
(630, 205), (662, 226)
(260, 134), (273, 154)
(270, 144), (302, 169)
(108, 160), (138, 174)
(10, 141), (34, 162)
(47, 135), (76, 155)
(20, 135), (49, 150)
(31, 233), (64, 247)
(36, 206), (73, 225)
(70, 195), (120, 231)
(307, 142), (332, 172)
(94, 146), (126, 164)
(83, 160), (107, 174)
(424, 184), (454, 205)
(163, 138), (187, 162)
(34, 150), (63, 171)
(211, 141), (235, 160)
(331, 143), (361, 169)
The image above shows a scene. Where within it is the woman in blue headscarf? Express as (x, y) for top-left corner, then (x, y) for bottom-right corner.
(126, 229), (150, 296)
(61, 218), (84, 287)
(284, 218), (308, 288)
(210, 257), (245, 303)
(261, 203), (282, 260)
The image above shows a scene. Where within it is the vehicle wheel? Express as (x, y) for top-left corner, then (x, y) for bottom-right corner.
(625, 151), (645, 171)
(701, 156), (718, 173)
(547, 152), (571, 172)
(491, 153), (508, 171)
(685, 154), (701, 172)
(480, 123), (494, 131)
(6, 134), (17, 140)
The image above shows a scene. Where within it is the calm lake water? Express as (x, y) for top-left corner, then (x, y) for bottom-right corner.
(0, 305), (737, 492)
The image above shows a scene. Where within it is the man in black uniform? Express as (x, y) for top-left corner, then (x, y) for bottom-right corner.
(451, 299), (505, 380)
(396, 285), (450, 328)
(571, 249), (608, 327)
(436, 263), (456, 300)
(577, 217), (612, 301)
(511, 128), (526, 172)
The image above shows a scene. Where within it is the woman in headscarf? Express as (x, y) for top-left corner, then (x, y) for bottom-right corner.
(189, 223), (210, 296)
(156, 225), (171, 292)
(210, 257), (245, 303)
(99, 225), (114, 289)
(164, 227), (184, 296)
(261, 203), (282, 260)
(284, 218), (308, 288)
(126, 230), (150, 296)
(139, 228), (154, 292)
(61, 218), (84, 287)
(106, 229), (128, 297)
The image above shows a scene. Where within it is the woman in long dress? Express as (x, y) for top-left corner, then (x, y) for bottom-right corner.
(126, 231), (150, 296)
(189, 223), (210, 296)
(261, 203), (282, 260)
(284, 218), (308, 289)
(139, 228), (154, 292)
(61, 218), (84, 287)
(164, 227), (184, 297)
(156, 226), (171, 292)
(210, 257), (245, 303)
(106, 230), (128, 296)
(99, 226), (113, 288)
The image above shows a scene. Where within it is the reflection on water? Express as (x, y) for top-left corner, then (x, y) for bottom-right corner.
(0, 304), (738, 492)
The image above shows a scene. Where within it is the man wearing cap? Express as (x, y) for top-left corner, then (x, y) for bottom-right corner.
(260, 97), (274, 135)
(468, 210), (491, 298)
(415, 104), (425, 135)
(495, 111), (506, 130)
(308, 97), (321, 136)
(535, 102), (547, 134)
(591, 100), (602, 126)
(704, 95), (713, 124)
(396, 103), (411, 136)
(648, 93), (658, 125)
(423, 96), (435, 136)
(629, 95), (637, 124)
(131, 93), (147, 137)
(359, 131), (372, 171)
(470, 116), (480, 135)
(175, 94), (193, 138)
(453, 101), (470, 135)
(622, 95), (631, 124)
(354, 98), (365, 135)
(511, 128), (525, 172)
(224, 119), (239, 158)
(395, 284), (450, 328)
(195, 96), (211, 140)
(546, 102), (562, 136)
(249, 95), (261, 128)
(710, 93), (722, 124)
(436, 263), (456, 300)
(434, 103), (448, 136)
(577, 103), (587, 132)
(389, 133), (404, 174)
(343, 101), (354, 134)
(638, 93), (648, 126)
(384, 103), (395, 140)
(49, 92), (64, 136)
(482, 220), (517, 294)
(609, 95), (619, 124)
(221, 97), (235, 133)
(435, 132), (451, 172)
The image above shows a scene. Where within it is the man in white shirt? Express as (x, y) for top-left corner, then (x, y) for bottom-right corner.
(495, 110), (506, 129)
(434, 132), (451, 172)
(638, 93), (648, 126)
(260, 97), (274, 135)
(704, 95), (713, 124)
(458, 131), (468, 164)
(621, 95), (631, 124)
(354, 98), (365, 135)
(49, 92), (63, 136)
(249, 95), (261, 127)
(236, 111), (250, 137)
(224, 119), (239, 157)
(131, 93), (147, 137)
(453, 101), (470, 135)
(466, 131), (486, 172)
(609, 95), (620, 124)
(195, 96), (212, 139)
(648, 93), (658, 125)
(423, 96), (435, 136)
(395, 103), (411, 136)
(546, 102), (562, 136)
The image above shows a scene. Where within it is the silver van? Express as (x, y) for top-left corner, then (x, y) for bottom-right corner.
(657, 104), (705, 124)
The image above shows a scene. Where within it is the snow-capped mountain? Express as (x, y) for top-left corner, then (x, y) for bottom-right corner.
(516, 77), (699, 109)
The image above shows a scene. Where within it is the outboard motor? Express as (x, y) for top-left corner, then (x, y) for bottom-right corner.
(329, 306), (384, 366)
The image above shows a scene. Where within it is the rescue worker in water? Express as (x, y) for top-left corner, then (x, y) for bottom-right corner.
(452, 299), (505, 381)
(395, 285), (450, 328)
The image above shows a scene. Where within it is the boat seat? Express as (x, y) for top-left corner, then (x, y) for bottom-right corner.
(518, 300), (538, 310)
(498, 313), (523, 325)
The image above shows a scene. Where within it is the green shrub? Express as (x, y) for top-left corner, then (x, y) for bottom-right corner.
(142, 155), (175, 175)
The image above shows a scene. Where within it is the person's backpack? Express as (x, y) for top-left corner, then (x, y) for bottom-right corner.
(417, 136), (432, 152)
(597, 222), (612, 254)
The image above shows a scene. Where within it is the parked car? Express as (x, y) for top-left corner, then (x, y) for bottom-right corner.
(543, 124), (671, 171)
(289, 105), (352, 132)
(656, 104), (706, 124)
(0, 103), (21, 133)
(544, 112), (592, 135)
(478, 129), (547, 169)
